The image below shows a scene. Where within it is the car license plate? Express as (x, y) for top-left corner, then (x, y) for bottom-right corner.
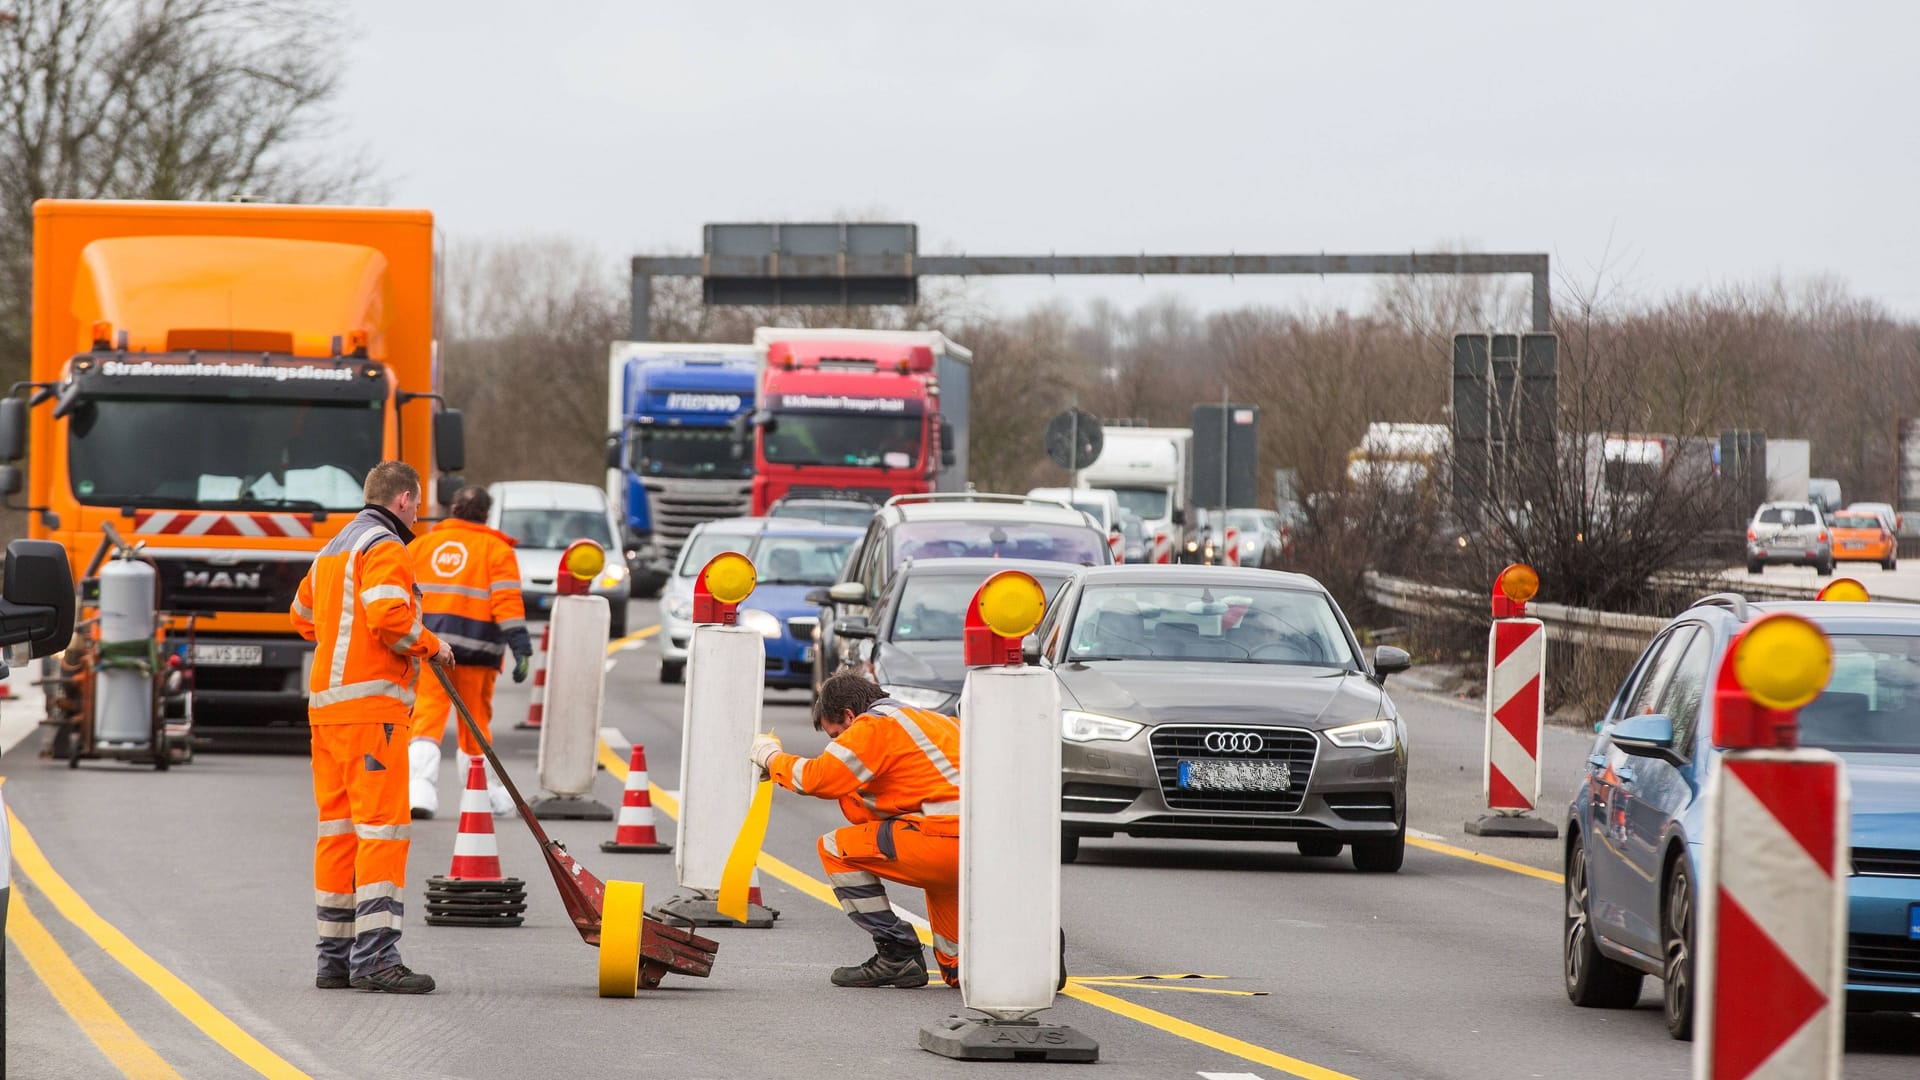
(1910, 904), (1919, 940)
(193, 644), (263, 667)
(1178, 759), (1291, 792)
(1845, 542), (1865, 550)
(801, 646), (814, 663)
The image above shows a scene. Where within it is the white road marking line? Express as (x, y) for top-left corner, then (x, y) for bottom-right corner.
(604, 659), (618, 673)
(618, 639), (647, 652)
(1409, 828), (1446, 841)
(600, 727), (632, 757)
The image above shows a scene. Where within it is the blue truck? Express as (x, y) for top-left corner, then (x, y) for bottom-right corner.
(605, 343), (758, 596)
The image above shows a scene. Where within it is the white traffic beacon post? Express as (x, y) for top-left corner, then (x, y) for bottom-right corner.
(646, 552), (779, 928)
(920, 571), (1097, 1064)
(1694, 587), (1850, 1080)
(1466, 563), (1557, 838)
(531, 539), (614, 820)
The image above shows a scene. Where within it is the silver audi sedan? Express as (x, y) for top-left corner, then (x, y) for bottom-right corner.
(1029, 565), (1413, 871)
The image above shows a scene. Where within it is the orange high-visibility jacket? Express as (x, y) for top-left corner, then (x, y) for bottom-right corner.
(291, 507), (442, 724)
(768, 700), (960, 824)
(407, 519), (530, 667)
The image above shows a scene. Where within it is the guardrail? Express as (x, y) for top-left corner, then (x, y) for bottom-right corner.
(1361, 573), (1664, 654)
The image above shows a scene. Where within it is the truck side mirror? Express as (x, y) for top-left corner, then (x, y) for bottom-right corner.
(940, 422), (955, 453)
(1172, 508), (1186, 527)
(433, 409), (466, 473)
(0, 464), (20, 498)
(0, 397), (24, 460)
(436, 474), (464, 510)
(2, 539), (78, 659)
(605, 432), (622, 470)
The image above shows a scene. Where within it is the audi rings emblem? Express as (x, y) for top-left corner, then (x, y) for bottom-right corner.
(1203, 731), (1265, 754)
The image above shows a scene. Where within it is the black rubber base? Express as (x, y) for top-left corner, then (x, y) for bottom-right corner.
(423, 875), (528, 927)
(423, 912), (526, 928)
(600, 840), (673, 854)
(528, 796), (614, 821)
(424, 876), (528, 893)
(1464, 814), (1560, 838)
(918, 1016), (1098, 1062)
(645, 891), (779, 929)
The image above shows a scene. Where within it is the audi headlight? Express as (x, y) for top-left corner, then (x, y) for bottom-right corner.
(665, 595), (693, 621)
(883, 684), (950, 710)
(1061, 710), (1144, 744)
(1325, 719), (1396, 751)
(737, 608), (782, 639)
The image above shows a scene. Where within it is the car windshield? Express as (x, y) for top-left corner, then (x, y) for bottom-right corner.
(1832, 514), (1881, 530)
(887, 520), (1106, 568)
(635, 426), (750, 480)
(763, 413), (921, 469)
(677, 530), (751, 577)
(67, 397), (381, 511)
(1802, 634), (1920, 753)
(499, 508), (615, 550)
(1110, 487), (1168, 522)
(750, 534), (855, 586)
(770, 503), (876, 528)
(1758, 507), (1818, 526)
(890, 571), (1071, 642)
(1066, 583), (1358, 667)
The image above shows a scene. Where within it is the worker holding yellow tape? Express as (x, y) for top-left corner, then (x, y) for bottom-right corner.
(751, 672), (962, 989)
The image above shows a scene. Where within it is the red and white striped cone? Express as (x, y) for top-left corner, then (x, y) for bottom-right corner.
(425, 757), (528, 927)
(747, 866), (765, 909)
(602, 744), (672, 853)
(516, 621), (552, 730)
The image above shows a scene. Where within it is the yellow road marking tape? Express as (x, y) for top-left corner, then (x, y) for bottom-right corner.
(599, 742), (1356, 1078)
(8, 890), (186, 1079)
(1407, 835), (1563, 884)
(7, 809), (313, 1079)
(606, 625), (661, 653)
(1072, 980), (1269, 998)
(1071, 973), (1228, 981)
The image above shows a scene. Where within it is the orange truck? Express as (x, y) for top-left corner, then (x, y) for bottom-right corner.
(0, 200), (463, 733)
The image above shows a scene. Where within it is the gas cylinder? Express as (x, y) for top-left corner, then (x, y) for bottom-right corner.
(94, 559), (157, 747)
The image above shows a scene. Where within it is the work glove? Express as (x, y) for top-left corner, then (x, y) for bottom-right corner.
(512, 652), (532, 684)
(749, 732), (783, 779)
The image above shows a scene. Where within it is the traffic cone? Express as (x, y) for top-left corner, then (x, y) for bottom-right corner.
(516, 621), (551, 730)
(747, 867), (765, 909)
(602, 745), (672, 853)
(424, 757), (528, 927)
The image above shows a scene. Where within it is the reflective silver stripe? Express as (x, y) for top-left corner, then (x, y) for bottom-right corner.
(316, 920), (355, 939)
(932, 933), (960, 955)
(360, 584), (411, 605)
(822, 831), (841, 858)
(309, 680), (415, 709)
(291, 600), (313, 621)
(824, 741), (874, 783)
(859, 791), (882, 816)
(419, 583), (490, 600)
(318, 818), (354, 837)
(489, 580), (520, 593)
(438, 632), (505, 655)
(789, 757), (807, 794)
(315, 889), (355, 907)
(828, 871), (881, 888)
(355, 881), (402, 902)
(354, 909), (402, 933)
(921, 800), (960, 816)
(843, 894), (893, 914)
(393, 620), (425, 653)
(882, 706), (961, 786)
(329, 528), (385, 691)
(499, 618), (527, 632)
(355, 823), (410, 841)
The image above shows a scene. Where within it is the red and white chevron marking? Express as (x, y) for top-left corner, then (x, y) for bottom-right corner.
(1108, 532), (1125, 563)
(1151, 530), (1173, 565)
(133, 510), (312, 538)
(516, 621), (552, 730)
(1482, 618), (1545, 812)
(1223, 526), (1241, 567)
(1696, 750), (1847, 1080)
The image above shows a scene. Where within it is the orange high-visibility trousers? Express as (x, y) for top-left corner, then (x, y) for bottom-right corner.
(818, 816), (960, 985)
(409, 663), (498, 755)
(312, 721), (412, 981)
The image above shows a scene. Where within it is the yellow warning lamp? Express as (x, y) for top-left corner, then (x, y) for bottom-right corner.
(558, 540), (605, 597)
(1816, 578), (1869, 602)
(694, 551), (756, 625)
(1713, 612), (1832, 749)
(90, 320), (115, 350)
(1491, 563), (1539, 619)
(965, 570), (1046, 666)
(346, 329), (370, 357)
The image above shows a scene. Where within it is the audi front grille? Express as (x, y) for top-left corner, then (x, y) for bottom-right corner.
(1147, 724), (1318, 814)
(1851, 848), (1920, 877)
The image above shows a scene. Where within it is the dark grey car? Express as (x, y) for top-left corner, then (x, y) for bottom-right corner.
(1030, 565), (1413, 871)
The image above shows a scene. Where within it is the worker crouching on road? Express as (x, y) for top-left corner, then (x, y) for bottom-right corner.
(406, 485), (533, 818)
(751, 671), (961, 988)
(291, 462), (452, 995)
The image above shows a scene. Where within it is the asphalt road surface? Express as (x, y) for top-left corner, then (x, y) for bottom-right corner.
(3, 609), (1915, 1079)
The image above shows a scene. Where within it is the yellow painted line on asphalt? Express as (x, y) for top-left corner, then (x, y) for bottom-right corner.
(607, 624), (661, 652)
(598, 743), (1359, 1080)
(7, 809), (313, 1080)
(1407, 835), (1563, 885)
(1072, 979), (1268, 998)
(7, 889), (186, 1079)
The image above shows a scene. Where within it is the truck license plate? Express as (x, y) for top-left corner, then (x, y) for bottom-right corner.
(1178, 759), (1291, 792)
(194, 644), (263, 667)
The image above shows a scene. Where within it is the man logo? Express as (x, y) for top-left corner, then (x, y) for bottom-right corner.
(431, 541), (469, 578)
(183, 570), (261, 590)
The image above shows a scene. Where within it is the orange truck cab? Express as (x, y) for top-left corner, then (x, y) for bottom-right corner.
(0, 200), (462, 729)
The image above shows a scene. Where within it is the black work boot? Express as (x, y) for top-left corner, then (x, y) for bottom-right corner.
(831, 941), (928, 988)
(351, 964), (437, 994)
(315, 973), (351, 990)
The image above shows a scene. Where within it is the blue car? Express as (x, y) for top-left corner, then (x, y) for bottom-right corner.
(1564, 595), (1920, 1039)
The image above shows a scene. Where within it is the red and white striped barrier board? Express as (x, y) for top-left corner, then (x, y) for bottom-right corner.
(1151, 530), (1173, 564)
(516, 621), (552, 730)
(1485, 618), (1545, 811)
(1223, 527), (1241, 567)
(1696, 750), (1847, 1080)
(134, 510), (312, 538)
(1108, 532), (1124, 563)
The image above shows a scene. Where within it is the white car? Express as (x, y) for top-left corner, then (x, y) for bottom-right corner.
(486, 481), (632, 638)
(655, 518), (761, 683)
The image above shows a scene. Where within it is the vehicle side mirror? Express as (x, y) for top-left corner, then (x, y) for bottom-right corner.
(834, 617), (875, 639)
(436, 474), (464, 510)
(2, 539), (78, 659)
(605, 432), (622, 470)
(0, 397), (24, 461)
(804, 587), (831, 606)
(1371, 645), (1412, 682)
(1021, 634), (1041, 665)
(1171, 508), (1186, 527)
(754, 411), (778, 435)
(828, 582), (867, 605)
(1610, 713), (1684, 765)
(433, 409), (466, 473)
(940, 422), (955, 454)
(0, 464), (21, 498)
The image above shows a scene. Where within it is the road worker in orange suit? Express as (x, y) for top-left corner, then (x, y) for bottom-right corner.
(406, 484), (532, 819)
(291, 461), (451, 995)
(751, 671), (961, 988)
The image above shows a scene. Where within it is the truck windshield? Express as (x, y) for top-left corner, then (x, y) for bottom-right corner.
(1110, 487), (1169, 522)
(67, 397), (381, 511)
(764, 414), (921, 469)
(635, 426), (750, 479)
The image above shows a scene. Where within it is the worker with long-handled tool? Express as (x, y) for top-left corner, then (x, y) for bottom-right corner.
(406, 484), (533, 819)
(292, 463), (452, 995)
(751, 671), (963, 989)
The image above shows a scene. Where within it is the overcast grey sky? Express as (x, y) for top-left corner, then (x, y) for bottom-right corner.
(337, 0), (1920, 319)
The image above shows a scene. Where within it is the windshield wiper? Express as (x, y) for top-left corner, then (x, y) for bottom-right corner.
(199, 498), (331, 513)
